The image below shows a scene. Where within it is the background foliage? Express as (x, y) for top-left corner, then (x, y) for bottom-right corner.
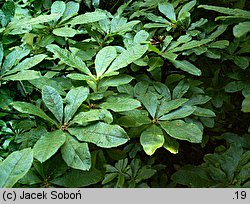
(0, 0), (249, 188)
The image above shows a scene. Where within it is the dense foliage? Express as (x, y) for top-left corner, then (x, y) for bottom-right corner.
(0, 0), (249, 188)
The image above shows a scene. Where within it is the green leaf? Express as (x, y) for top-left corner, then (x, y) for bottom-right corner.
(208, 40), (229, 49)
(169, 39), (211, 53)
(193, 107), (216, 117)
(0, 148), (33, 187)
(158, 2), (176, 22)
(68, 122), (129, 148)
(33, 154), (68, 179)
(234, 56), (249, 69)
(2, 54), (47, 76)
(117, 84), (134, 96)
(163, 135), (179, 154)
(100, 74), (134, 87)
(233, 21), (250, 38)
(29, 77), (67, 96)
(61, 135), (91, 171)
(198, 5), (250, 19)
(33, 130), (66, 163)
(185, 95), (211, 106)
(171, 166), (216, 187)
(157, 98), (189, 117)
(102, 173), (118, 184)
(141, 92), (158, 118)
(63, 2), (80, 19)
(51, 1), (66, 19)
(153, 82), (171, 101)
(144, 23), (169, 29)
(159, 105), (195, 121)
(242, 95), (250, 112)
(0, 43), (3, 67)
(172, 80), (190, 99)
(95, 46), (117, 78)
(140, 125), (164, 156)
(134, 81), (149, 99)
(208, 24), (228, 39)
(12, 102), (58, 125)
(46, 44), (91, 75)
(64, 86), (89, 122)
(100, 97), (141, 112)
(105, 45), (148, 75)
(136, 166), (157, 182)
(143, 12), (170, 24)
(160, 120), (202, 143)
(53, 27), (77, 37)
(171, 60), (201, 76)
(1, 0), (15, 25)
(2, 48), (30, 74)
(18, 168), (42, 185)
(16, 126), (47, 149)
(147, 57), (164, 72)
(178, 0), (197, 19)
(67, 73), (92, 81)
(225, 81), (245, 93)
(51, 168), (103, 187)
(6, 14), (61, 35)
(72, 109), (113, 125)
(111, 19), (140, 34)
(42, 86), (63, 123)
(118, 110), (151, 127)
(67, 10), (107, 25)
(3, 70), (42, 81)
(134, 30), (149, 44)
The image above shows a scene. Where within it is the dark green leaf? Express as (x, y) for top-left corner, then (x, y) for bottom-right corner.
(160, 120), (202, 143)
(64, 86), (89, 122)
(105, 45), (148, 75)
(46, 44), (91, 75)
(42, 86), (63, 123)
(100, 75), (134, 87)
(51, 168), (103, 187)
(33, 130), (66, 163)
(53, 27), (77, 37)
(172, 80), (190, 99)
(3, 70), (42, 81)
(2, 54), (46, 76)
(63, 2), (80, 19)
(61, 135), (91, 171)
(141, 92), (158, 118)
(118, 110), (151, 127)
(140, 125), (164, 156)
(100, 97), (141, 112)
(178, 0), (197, 19)
(157, 98), (189, 117)
(198, 5), (250, 19)
(171, 60), (201, 76)
(193, 107), (216, 117)
(159, 105), (195, 121)
(12, 102), (58, 125)
(158, 2), (176, 22)
(0, 43), (3, 67)
(0, 148), (33, 187)
(171, 166), (216, 187)
(67, 10), (107, 25)
(71, 109), (113, 125)
(68, 122), (129, 148)
(95, 46), (117, 78)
